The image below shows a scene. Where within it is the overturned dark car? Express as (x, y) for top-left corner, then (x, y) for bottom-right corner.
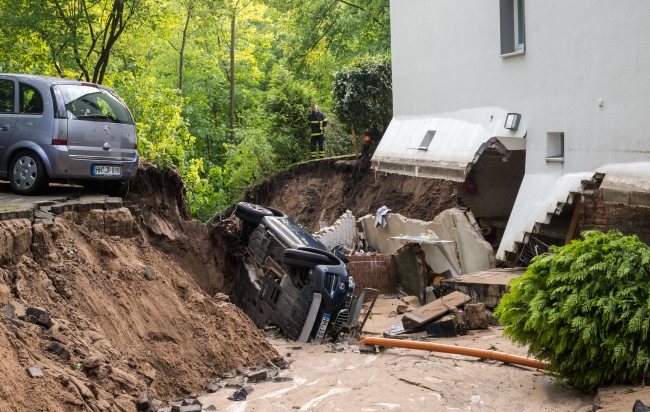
(233, 202), (366, 342)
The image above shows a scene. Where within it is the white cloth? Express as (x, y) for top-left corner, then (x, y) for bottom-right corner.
(375, 206), (391, 228)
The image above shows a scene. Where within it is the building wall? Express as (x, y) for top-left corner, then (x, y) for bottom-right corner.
(390, 0), (650, 256)
(313, 210), (357, 249)
(577, 190), (650, 245)
(460, 150), (526, 218)
(391, 0), (650, 176)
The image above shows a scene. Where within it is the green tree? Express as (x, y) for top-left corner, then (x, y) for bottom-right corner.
(332, 55), (392, 134)
(496, 230), (650, 390)
(264, 66), (315, 166)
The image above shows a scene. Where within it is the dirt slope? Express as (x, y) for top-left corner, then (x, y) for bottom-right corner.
(246, 155), (458, 232)
(0, 164), (279, 411)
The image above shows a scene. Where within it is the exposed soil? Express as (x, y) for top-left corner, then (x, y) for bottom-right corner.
(0, 163), (279, 411)
(246, 155), (458, 232)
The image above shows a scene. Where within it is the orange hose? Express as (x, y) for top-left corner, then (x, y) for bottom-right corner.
(358, 337), (549, 370)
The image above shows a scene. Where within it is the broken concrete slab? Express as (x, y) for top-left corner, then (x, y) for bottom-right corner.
(401, 291), (471, 330)
(359, 209), (495, 278)
(206, 383), (220, 393)
(440, 267), (524, 308)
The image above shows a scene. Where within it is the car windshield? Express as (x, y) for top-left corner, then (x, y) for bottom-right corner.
(57, 85), (133, 124)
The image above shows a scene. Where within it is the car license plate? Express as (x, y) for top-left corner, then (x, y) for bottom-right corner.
(92, 165), (122, 176)
(315, 313), (331, 339)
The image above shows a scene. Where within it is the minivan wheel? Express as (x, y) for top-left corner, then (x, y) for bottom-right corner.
(234, 202), (274, 225)
(9, 151), (50, 195)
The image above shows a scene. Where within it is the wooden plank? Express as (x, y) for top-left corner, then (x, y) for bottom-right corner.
(564, 196), (582, 245)
(401, 291), (471, 330)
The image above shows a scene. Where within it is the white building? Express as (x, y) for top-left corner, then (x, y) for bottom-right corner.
(375, 0), (650, 261)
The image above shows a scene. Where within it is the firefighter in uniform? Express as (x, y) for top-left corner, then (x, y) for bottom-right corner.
(308, 103), (328, 159)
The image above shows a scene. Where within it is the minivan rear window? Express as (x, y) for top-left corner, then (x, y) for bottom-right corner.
(57, 85), (133, 124)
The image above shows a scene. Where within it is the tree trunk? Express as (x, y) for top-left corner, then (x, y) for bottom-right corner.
(229, 13), (236, 143)
(351, 123), (359, 159)
(179, 7), (192, 91)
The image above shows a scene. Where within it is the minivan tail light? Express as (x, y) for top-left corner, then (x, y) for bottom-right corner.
(134, 142), (138, 150)
(52, 139), (67, 145)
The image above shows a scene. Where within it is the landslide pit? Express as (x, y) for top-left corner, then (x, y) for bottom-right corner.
(247, 154), (458, 232)
(0, 163), (278, 411)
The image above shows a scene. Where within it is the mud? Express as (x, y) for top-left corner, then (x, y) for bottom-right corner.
(0, 163), (279, 411)
(246, 155), (458, 232)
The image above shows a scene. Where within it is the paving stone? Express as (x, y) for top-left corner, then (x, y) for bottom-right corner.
(27, 366), (44, 378)
(227, 390), (247, 402)
(25, 307), (53, 329)
(0, 208), (33, 221)
(137, 391), (152, 410)
(48, 342), (71, 361)
(50, 203), (77, 214)
(273, 377), (293, 383)
(104, 198), (123, 210)
(246, 369), (268, 382)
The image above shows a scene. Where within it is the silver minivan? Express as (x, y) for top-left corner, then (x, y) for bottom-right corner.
(0, 74), (139, 196)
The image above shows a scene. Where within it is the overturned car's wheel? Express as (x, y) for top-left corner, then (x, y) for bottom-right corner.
(235, 202), (274, 225)
(283, 248), (332, 268)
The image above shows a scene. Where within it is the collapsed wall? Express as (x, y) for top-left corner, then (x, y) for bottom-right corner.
(0, 164), (279, 411)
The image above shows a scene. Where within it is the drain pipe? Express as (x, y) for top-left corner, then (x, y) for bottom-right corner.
(358, 337), (548, 370)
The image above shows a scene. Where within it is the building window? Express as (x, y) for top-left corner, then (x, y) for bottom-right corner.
(546, 132), (564, 162)
(500, 0), (526, 56)
(418, 130), (436, 150)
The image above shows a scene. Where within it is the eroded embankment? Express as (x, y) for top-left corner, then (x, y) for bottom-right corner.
(0, 164), (278, 412)
(246, 155), (458, 232)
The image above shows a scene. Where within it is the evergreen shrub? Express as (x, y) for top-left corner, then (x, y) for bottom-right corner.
(496, 230), (650, 390)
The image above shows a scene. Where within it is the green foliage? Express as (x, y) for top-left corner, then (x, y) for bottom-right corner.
(0, 0), (391, 220)
(113, 74), (192, 171)
(264, 66), (315, 166)
(324, 114), (354, 158)
(495, 230), (650, 390)
(332, 55), (393, 133)
(224, 128), (279, 199)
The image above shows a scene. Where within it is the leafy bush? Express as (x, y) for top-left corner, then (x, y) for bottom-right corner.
(265, 66), (315, 166)
(332, 55), (392, 133)
(496, 230), (650, 390)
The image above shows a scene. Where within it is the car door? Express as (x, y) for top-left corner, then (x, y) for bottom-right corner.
(57, 84), (136, 173)
(11, 81), (49, 148)
(0, 76), (18, 160)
